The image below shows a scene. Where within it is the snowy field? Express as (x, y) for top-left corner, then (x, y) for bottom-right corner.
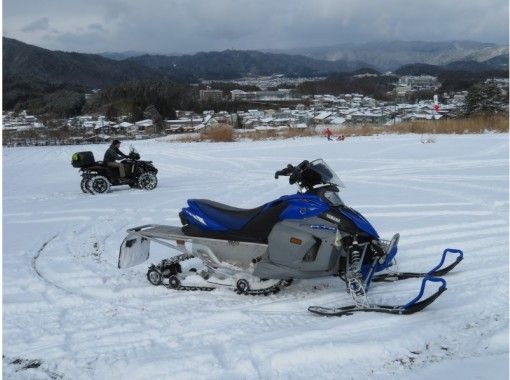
(3, 134), (509, 379)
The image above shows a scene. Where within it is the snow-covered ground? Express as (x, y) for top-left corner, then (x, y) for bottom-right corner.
(3, 134), (509, 379)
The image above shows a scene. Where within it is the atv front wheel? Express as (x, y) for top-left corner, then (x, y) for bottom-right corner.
(88, 175), (110, 194)
(138, 172), (158, 190)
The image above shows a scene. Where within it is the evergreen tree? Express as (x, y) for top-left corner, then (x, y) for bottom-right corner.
(464, 81), (508, 115)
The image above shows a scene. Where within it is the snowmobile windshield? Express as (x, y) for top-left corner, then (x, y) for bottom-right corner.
(309, 159), (345, 188)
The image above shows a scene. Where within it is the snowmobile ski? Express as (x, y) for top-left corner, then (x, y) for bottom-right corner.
(371, 248), (464, 283)
(308, 249), (463, 317)
(309, 275), (447, 316)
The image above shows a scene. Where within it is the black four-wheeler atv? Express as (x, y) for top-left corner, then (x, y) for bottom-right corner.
(71, 146), (158, 194)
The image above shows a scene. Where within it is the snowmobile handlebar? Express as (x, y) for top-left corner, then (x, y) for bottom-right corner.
(274, 160), (311, 185)
(274, 164), (295, 179)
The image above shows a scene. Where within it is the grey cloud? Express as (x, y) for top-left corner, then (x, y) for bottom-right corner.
(92, 0), (130, 21)
(20, 17), (49, 33)
(4, 0), (509, 54)
(88, 23), (106, 32)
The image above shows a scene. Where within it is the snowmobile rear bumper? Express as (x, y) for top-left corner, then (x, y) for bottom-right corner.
(118, 224), (268, 271)
(118, 225), (191, 269)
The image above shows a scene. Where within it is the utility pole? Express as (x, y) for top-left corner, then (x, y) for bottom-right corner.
(394, 101), (397, 125)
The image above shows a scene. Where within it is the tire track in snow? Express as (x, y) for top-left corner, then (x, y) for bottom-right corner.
(31, 234), (67, 293)
(30, 226), (152, 314)
(4, 135), (508, 379)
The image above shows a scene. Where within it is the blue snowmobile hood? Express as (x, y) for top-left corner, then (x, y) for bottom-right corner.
(340, 207), (379, 238)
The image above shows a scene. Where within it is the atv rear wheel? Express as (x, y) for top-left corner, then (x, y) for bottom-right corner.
(88, 175), (110, 194)
(80, 178), (89, 193)
(138, 172), (158, 190)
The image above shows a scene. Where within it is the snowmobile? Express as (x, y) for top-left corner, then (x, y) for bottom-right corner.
(118, 159), (463, 316)
(71, 146), (158, 194)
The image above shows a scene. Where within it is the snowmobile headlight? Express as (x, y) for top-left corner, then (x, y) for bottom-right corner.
(323, 191), (342, 206)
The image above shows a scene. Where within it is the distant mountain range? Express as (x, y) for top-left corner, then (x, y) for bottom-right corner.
(97, 50), (152, 61)
(3, 37), (372, 87)
(3, 37), (508, 91)
(394, 55), (509, 76)
(3, 38), (158, 88)
(125, 50), (370, 81)
(268, 40), (509, 71)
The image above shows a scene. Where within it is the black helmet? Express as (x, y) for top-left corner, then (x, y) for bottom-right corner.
(112, 139), (121, 145)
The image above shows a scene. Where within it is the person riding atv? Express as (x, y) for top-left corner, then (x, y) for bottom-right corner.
(104, 139), (129, 180)
(71, 142), (159, 194)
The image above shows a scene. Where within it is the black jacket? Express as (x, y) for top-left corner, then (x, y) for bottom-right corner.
(103, 146), (128, 163)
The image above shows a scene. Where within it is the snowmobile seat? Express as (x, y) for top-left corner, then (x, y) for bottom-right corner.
(189, 199), (266, 230)
(182, 199), (289, 243)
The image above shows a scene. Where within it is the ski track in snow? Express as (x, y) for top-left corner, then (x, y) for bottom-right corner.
(3, 134), (509, 379)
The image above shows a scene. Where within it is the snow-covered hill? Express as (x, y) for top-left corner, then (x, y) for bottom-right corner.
(3, 134), (509, 379)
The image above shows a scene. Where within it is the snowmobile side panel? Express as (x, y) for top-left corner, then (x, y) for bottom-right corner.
(190, 239), (267, 270)
(267, 219), (340, 273)
(267, 220), (316, 268)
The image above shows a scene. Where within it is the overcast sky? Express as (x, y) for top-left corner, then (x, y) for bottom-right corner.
(3, 0), (509, 54)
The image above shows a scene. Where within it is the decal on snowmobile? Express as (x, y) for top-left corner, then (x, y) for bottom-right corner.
(304, 224), (337, 231)
(189, 213), (207, 226)
(323, 213), (341, 223)
(119, 159), (463, 316)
